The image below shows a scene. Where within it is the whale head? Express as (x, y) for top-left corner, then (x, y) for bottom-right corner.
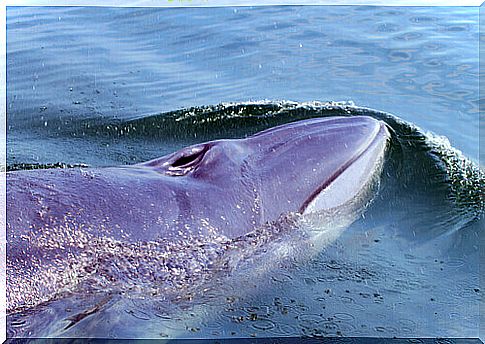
(142, 116), (390, 232)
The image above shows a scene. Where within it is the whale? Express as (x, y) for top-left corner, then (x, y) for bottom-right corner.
(7, 115), (390, 315)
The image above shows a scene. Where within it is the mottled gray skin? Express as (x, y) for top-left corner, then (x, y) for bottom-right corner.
(7, 116), (389, 312)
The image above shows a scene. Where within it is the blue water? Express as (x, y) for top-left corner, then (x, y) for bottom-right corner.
(6, 5), (483, 340)
(7, 6), (479, 165)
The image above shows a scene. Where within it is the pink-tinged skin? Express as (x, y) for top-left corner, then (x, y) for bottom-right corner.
(7, 116), (390, 312)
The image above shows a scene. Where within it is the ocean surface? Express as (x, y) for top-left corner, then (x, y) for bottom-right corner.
(6, 5), (484, 339)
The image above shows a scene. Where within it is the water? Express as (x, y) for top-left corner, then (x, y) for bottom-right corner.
(6, 5), (483, 340)
(7, 6), (479, 165)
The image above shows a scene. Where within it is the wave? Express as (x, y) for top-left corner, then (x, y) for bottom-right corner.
(9, 100), (484, 220)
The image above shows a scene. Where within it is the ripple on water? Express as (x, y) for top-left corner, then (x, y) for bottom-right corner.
(297, 313), (326, 326)
(316, 274), (338, 283)
(400, 326), (414, 334)
(423, 42), (445, 51)
(397, 318), (417, 333)
(336, 295), (365, 312)
(273, 323), (299, 336)
(443, 257), (466, 269)
(423, 58), (442, 68)
(445, 280), (481, 302)
(251, 319), (276, 331)
(388, 50), (413, 62)
(270, 272), (293, 284)
(325, 259), (343, 270)
(374, 325), (399, 334)
(315, 296), (326, 303)
(304, 277), (317, 285)
(333, 312), (355, 321)
(336, 321), (356, 334)
(339, 295), (354, 303)
(394, 32), (423, 41)
(443, 25), (469, 32)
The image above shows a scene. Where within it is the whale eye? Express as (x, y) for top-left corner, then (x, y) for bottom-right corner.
(171, 150), (203, 168)
(165, 145), (209, 176)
